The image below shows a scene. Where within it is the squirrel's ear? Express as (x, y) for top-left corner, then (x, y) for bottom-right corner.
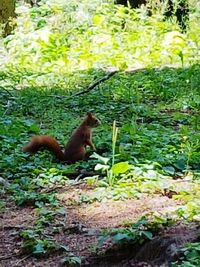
(87, 112), (92, 117)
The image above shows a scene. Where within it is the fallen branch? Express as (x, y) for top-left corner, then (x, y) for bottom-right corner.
(0, 253), (18, 260)
(15, 254), (31, 266)
(0, 225), (32, 231)
(49, 68), (152, 100)
(71, 70), (118, 97)
(41, 176), (99, 194)
(59, 171), (100, 179)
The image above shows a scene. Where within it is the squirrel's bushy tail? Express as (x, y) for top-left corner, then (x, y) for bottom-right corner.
(23, 135), (65, 161)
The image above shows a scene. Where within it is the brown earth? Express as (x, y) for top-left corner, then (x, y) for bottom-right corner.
(0, 183), (198, 267)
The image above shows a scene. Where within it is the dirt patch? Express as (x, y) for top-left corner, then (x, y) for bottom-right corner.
(59, 194), (181, 229)
(0, 197), (37, 267)
(0, 185), (197, 267)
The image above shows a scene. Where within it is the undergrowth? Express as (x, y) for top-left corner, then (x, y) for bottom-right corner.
(1, 67), (200, 263)
(1, 0), (200, 87)
(0, 0), (200, 265)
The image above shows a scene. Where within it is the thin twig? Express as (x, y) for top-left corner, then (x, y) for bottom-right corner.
(72, 70), (118, 97)
(0, 253), (17, 260)
(48, 71), (118, 100)
(41, 180), (88, 193)
(15, 254), (31, 266)
(0, 225), (32, 231)
(49, 68), (151, 100)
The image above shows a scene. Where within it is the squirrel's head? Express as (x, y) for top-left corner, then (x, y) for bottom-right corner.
(85, 112), (100, 127)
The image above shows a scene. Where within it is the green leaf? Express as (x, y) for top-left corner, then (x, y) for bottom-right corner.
(133, 217), (148, 228)
(97, 180), (109, 187)
(95, 163), (110, 171)
(29, 123), (40, 133)
(112, 162), (129, 175)
(84, 176), (98, 185)
(174, 157), (186, 171)
(91, 152), (110, 164)
(93, 15), (104, 26)
(163, 166), (175, 175)
(98, 235), (108, 246)
(70, 256), (81, 265)
(112, 233), (130, 242)
(142, 231), (153, 240)
(33, 241), (45, 255)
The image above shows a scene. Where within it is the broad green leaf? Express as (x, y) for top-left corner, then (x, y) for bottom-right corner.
(112, 162), (129, 175)
(133, 217), (148, 228)
(84, 176), (98, 185)
(93, 15), (104, 26)
(98, 235), (108, 246)
(142, 231), (153, 240)
(163, 166), (175, 175)
(174, 158), (186, 171)
(33, 242), (45, 255)
(29, 123), (40, 133)
(91, 152), (110, 164)
(70, 256), (82, 264)
(112, 233), (131, 242)
(95, 163), (110, 171)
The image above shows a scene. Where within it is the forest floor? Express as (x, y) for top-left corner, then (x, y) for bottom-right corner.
(0, 67), (200, 266)
(0, 181), (199, 267)
(1, 0), (200, 264)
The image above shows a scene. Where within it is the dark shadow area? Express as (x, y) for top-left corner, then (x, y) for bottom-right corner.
(116, 0), (189, 31)
(84, 224), (200, 267)
(26, 0), (190, 31)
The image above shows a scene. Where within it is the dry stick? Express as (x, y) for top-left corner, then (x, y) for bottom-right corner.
(50, 68), (150, 99)
(71, 70), (118, 97)
(50, 71), (118, 100)
(15, 254), (32, 266)
(0, 225), (33, 231)
(0, 253), (18, 260)
(74, 67), (157, 97)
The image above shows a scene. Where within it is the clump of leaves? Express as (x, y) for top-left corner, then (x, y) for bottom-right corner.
(3, 0), (200, 88)
(99, 215), (175, 247)
(11, 189), (58, 206)
(92, 120), (129, 187)
(81, 161), (173, 203)
(61, 254), (82, 266)
(20, 228), (60, 256)
(20, 228), (81, 265)
(176, 200), (200, 222)
(172, 242), (200, 267)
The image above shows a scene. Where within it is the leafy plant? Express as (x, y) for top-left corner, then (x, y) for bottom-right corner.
(21, 233), (58, 256)
(12, 190), (58, 207)
(92, 120), (129, 186)
(172, 242), (200, 267)
(2, 0), (200, 88)
(99, 215), (175, 247)
(0, 1), (200, 266)
(176, 200), (200, 222)
(61, 254), (82, 266)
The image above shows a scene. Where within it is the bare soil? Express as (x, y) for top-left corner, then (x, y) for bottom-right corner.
(0, 183), (198, 267)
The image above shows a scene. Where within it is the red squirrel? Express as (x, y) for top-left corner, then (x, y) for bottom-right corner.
(23, 112), (100, 163)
